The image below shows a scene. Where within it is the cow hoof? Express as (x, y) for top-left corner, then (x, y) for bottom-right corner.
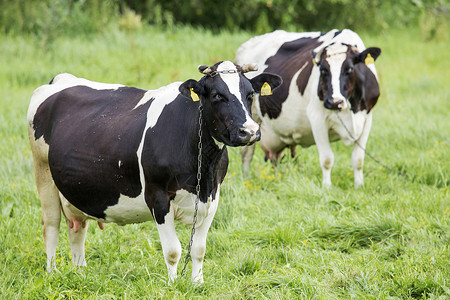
(193, 278), (204, 285)
(322, 182), (332, 189)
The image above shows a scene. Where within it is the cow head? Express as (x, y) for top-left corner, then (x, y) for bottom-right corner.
(180, 61), (282, 146)
(312, 43), (381, 111)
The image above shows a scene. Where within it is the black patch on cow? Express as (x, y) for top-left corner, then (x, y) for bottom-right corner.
(317, 59), (331, 103)
(349, 64), (380, 113)
(140, 94), (228, 224)
(260, 37), (322, 119)
(33, 86), (151, 218)
(333, 30), (342, 38)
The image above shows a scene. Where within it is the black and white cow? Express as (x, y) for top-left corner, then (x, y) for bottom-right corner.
(27, 61), (281, 282)
(235, 29), (381, 188)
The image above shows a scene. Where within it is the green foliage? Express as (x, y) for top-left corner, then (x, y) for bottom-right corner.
(0, 0), (118, 36)
(0, 0), (448, 36)
(123, 0), (450, 33)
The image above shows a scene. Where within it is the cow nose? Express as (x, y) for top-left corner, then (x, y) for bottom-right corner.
(238, 127), (260, 144)
(325, 98), (345, 110)
(333, 96), (347, 109)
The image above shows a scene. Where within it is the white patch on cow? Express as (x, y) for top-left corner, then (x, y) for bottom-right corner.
(171, 189), (218, 227)
(135, 81), (183, 201)
(259, 62), (314, 147)
(217, 61), (258, 133)
(325, 43), (348, 109)
(118, 160), (122, 168)
(133, 82), (181, 110)
(235, 30), (322, 77)
(329, 110), (368, 145)
(313, 29), (366, 60)
(318, 29), (340, 42)
(27, 73), (124, 124)
(141, 82), (181, 127)
(213, 140), (225, 149)
(28, 134), (50, 162)
(102, 194), (151, 225)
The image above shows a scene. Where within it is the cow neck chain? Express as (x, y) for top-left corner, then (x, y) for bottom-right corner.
(180, 104), (203, 278)
(334, 111), (408, 179)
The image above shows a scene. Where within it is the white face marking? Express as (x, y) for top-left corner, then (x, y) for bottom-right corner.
(118, 160), (122, 168)
(216, 61), (259, 132)
(325, 44), (348, 109)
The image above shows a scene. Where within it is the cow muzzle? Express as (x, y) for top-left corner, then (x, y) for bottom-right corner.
(237, 127), (261, 145)
(324, 97), (347, 110)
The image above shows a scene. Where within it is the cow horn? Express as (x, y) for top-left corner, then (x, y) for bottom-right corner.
(311, 47), (324, 65)
(241, 63), (258, 73)
(198, 65), (213, 74)
(350, 45), (360, 53)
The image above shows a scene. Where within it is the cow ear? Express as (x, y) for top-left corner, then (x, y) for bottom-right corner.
(355, 47), (381, 65)
(179, 79), (201, 101)
(250, 73), (283, 96)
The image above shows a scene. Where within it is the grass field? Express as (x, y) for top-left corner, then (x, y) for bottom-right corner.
(0, 24), (449, 299)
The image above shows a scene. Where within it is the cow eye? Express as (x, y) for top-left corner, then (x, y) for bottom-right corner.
(346, 67), (354, 75)
(320, 69), (328, 76)
(212, 93), (225, 102)
(246, 92), (254, 102)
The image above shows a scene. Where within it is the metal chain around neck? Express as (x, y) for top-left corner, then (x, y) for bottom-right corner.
(180, 104), (203, 278)
(334, 111), (408, 179)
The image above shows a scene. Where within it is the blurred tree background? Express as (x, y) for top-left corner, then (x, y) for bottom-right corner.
(0, 0), (448, 37)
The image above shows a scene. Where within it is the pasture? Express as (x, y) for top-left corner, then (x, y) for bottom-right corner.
(0, 25), (449, 299)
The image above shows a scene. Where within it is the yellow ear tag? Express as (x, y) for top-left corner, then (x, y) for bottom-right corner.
(190, 88), (200, 101)
(261, 82), (272, 96)
(365, 53), (374, 65)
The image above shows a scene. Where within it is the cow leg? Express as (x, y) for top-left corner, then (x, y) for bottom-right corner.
(352, 113), (373, 188)
(318, 145), (334, 188)
(310, 120), (334, 187)
(190, 196), (219, 283)
(59, 195), (89, 267)
(156, 207), (181, 282)
(241, 144), (256, 178)
(66, 220), (88, 267)
(148, 188), (181, 282)
(33, 158), (61, 272)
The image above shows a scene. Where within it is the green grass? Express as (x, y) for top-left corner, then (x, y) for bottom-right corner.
(1, 24), (449, 299)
